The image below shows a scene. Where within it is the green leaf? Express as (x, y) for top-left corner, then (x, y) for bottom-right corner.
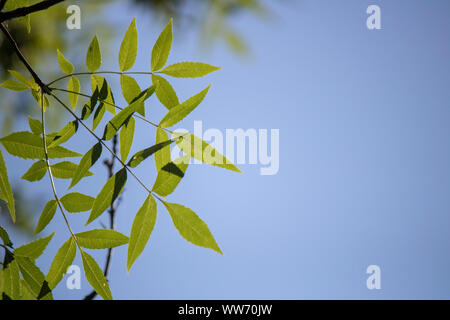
(162, 201), (222, 254)
(155, 128), (171, 172)
(67, 76), (80, 110)
(31, 90), (50, 111)
(21, 160), (47, 182)
(0, 226), (12, 247)
(0, 150), (15, 222)
(81, 88), (99, 120)
(120, 116), (135, 162)
(70, 142), (102, 189)
(48, 120), (78, 148)
(76, 229), (129, 249)
(60, 192), (95, 213)
(28, 117), (42, 135)
(159, 85), (211, 127)
(102, 96), (144, 141)
(81, 249), (113, 300)
(151, 19), (173, 71)
(128, 134), (175, 168)
(173, 133), (242, 173)
(119, 18), (138, 72)
(1, 79), (28, 91)
(152, 74), (179, 110)
(93, 102), (106, 130)
(127, 195), (157, 271)
(16, 256), (52, 300)
(8, 70), (31, 87)
(91, 75), (115, 114)
(46, 237), (76, 289)
(2, 250), (21, 300)
(0, 131), (81, 160)
(14, 233), (54, 260)
(159, 62), (220, 78)
(87, 168), (127, 225)
(51, 161), (93, 180)
(120, 74), (145, 116)
(152, 156), (189, 196)
(56, 49), (74, 75)
(20, 279), (37, 300)
(34, 200), (57, 234)
(86, 35), (101, 72)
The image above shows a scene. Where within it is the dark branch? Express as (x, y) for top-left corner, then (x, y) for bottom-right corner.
(0, 0), (7, 11)
(0, 23), (50, 93)
(84, 135), (120, 300)
(0, 0), (64, 23)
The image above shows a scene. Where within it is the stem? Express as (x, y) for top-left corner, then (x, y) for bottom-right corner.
(40, 92), (79, 247)
(0, 0), (64, 23)
(0, 23), (50, 93)
(47, 71), (153, 86)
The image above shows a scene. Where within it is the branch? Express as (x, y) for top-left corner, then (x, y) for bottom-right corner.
(0, 0), (64, 23)
(84, 135), (119, 301)
(0, 0), (7, 11)
(0, 23), (50, 93)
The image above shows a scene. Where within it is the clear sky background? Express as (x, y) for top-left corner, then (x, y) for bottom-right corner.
(3, 0), (450, 299)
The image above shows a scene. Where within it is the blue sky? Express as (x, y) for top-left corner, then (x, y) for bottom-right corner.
(3, 0), (450, 299)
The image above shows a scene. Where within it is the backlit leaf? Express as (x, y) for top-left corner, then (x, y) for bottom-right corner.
(2, 250), (21, 300)
(28, 117), (42, 135)
(46, 238), (76, 289)
(48, 121), (78, 148)
(159, 85), (211, 127)
(81, 249), (113, 300)
(60, 193), (95, 213)
(173, 133), (241, 173)
(0, 131), (81, 160)
(56, 49), (74, 75)
(127, 195), (157, 271)
(120, 117), (135, 162)
(152, 74), (179, 110)
(102, 96), (144, 141)
(159, 62), (220, 78)
(86, 35), (101, 72)
(16, 256), (52, 300)
(87, 168), (127, 225)
(91, 75), (115, 114)
(151, 19), (172, 71)
(154, 128), (171, 172)
(162, 201), (222, 254)
(21, 160), (47, 182)
(34, 200), (57, 234)
(14, 233), (54, 260)
(120, 74), (145, 116)
(1, 80), (28, 91)
(51, 161), (93, 180)
(76, 229), (129, 249)
(0, 226), (12, 247)
(70, 142), (102, 189)
(128, 134), (176, 168)
(152, 156), (189, 196)
(119, 18), (138, 72)
(67, 76), (80, 110)
(0, 150), (15, 222)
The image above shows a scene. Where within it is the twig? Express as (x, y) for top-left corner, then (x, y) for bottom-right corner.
(0, 0), (64, 23)
(84, 135), (119, 300)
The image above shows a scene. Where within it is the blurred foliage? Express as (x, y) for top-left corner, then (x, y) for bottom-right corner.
(133, 0), (268, 55)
